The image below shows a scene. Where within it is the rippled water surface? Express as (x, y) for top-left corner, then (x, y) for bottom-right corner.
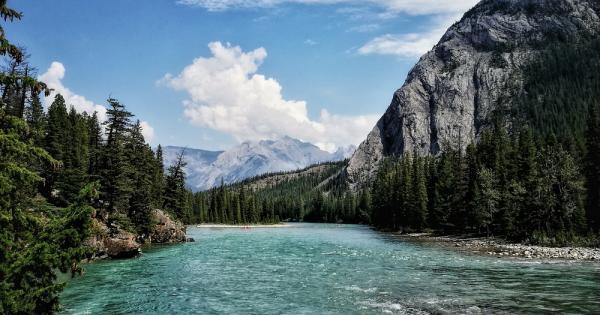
(61, 223), (600, 314)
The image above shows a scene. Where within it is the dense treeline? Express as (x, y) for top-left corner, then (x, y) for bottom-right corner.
(517, 37), (600, 154)
(371, 36), (600, 245)
(371, 122), (595, 244)
(0, 2), (188, 312)
(38, 94), (187, 236)
(187, 162), (371, 224)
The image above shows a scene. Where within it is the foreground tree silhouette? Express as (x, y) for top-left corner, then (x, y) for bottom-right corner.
(0, 3), (92, 313)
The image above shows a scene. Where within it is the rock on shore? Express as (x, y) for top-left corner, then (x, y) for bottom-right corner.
(84, 219), (141, 259)
(85, 209), (188, 259)
(150, 209), (187, 243)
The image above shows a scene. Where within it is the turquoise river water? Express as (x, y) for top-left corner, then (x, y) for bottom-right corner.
(60, 223), (600, 314)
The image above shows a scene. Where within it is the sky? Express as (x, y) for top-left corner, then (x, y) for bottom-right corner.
(5, 0), (478, 152)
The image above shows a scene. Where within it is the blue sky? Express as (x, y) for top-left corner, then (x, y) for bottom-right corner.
(6, 0), (477, 151)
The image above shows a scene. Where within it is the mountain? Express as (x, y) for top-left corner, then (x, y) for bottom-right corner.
(164, 137), (355, 191)
(346, 0), (600, 190)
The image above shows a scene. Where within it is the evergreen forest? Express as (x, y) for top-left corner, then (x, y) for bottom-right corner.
(0, 3), (188, 313)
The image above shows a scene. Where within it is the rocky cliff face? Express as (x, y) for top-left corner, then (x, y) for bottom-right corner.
(86, 209), (187, 259)
(346, 0), (600, 189)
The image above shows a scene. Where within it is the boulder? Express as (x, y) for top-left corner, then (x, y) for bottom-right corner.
(150, 209), (187, 244)
(104, 230), (141, 258)
(86, 209), (188, 260)
(85, 218), (141, 259)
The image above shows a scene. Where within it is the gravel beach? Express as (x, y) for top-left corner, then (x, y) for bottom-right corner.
(395, 233), (600, 261)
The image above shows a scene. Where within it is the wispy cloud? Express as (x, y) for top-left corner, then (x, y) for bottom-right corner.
(357, 13), (461, 58)
(347, 23), (380, 33)
(304, 39), (318, 46)
(177, 0), (478, 16)
(357, 28), (444, 58)
(159, 42), (378, 151)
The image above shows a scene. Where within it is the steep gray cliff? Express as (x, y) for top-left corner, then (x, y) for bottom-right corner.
(346, 0), (600, 190)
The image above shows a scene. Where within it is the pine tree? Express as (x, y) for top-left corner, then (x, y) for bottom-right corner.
(87, 112), (103, 180)
(492, 123), (513, 234)
(57, 107), (89, 204)
(239, 186), (247, 223)
(433, 152), (454, 231)
(400, 156), (412, 230)
(24, 93), (45, 146)
(357, 190), (371, 223)
(43, 94), (69, 202)
(448, 148), (468, 230)
(45, 94), (68, 161)
(426, 157), (441, 229)
(585, 103), (600, 232)
(126, 121), (154, 236)
(535, 146), (585, 236)
(411, 156), (428, 231)
(513, 127), (538, 237)
(476, 168), (499, 236)
(235, 196), (242, 224)
(151, 144), (166, 208)
(370, 160), (392, 229)
(464, 143), (479, 231)
(164, 149), (188, 220)
(101, 98), (133, 212)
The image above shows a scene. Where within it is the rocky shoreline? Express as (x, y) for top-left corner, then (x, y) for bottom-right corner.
(85, 209), (190, 260)
(396, 233), (600, 261)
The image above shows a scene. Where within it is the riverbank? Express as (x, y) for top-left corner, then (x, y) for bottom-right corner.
(194, 223), (292, 228)
(395, 233), (600, 261)
(86, 209), (189, 259)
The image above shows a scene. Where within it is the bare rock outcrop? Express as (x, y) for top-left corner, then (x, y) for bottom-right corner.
(85, 209), (188, 259)
(85, 219), (141, 259)
(346, 0), (600, 189)
(150, 209), (187, 244)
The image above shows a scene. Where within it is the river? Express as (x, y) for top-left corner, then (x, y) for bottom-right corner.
(61, 223), (600, 314)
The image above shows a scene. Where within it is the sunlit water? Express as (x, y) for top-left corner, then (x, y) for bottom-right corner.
(61, 223), (600, 314)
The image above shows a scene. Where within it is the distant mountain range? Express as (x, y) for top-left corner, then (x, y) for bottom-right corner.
(163, 136), (355, 191)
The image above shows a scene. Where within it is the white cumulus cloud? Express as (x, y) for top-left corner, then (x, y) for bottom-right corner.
(39, 62), (108, 122)
(161, 42), (378, 151)
(39, 62), (157, 144)
(140, 121), (155, 143)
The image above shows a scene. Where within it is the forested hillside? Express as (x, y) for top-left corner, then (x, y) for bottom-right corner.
(370, 33), (600, 245)
(0, 2), (189, 313)
(186, 161), (371, 224)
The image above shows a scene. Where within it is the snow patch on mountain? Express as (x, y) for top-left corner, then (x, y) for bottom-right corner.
(164, 137), (355, 191)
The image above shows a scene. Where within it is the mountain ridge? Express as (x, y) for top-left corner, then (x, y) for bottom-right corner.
(164, 137), (355, 191)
